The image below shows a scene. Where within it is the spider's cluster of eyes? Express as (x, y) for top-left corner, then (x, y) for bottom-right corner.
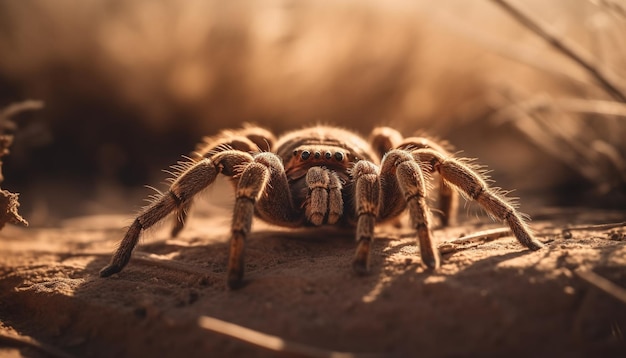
(293, 149), (345, 162)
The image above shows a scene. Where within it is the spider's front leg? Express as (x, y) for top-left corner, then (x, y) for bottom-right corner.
(171, 125), (276, 237)
(99, 151), (253, 278)
(227, 152), (300, 289)
(352, 161), (380, 274)
(380, 150), (440, 269)
(413, 149), (544, 251)
(371, 127), (459, 227)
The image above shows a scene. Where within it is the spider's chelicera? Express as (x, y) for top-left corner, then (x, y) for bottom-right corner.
(100, 125), (544, 288)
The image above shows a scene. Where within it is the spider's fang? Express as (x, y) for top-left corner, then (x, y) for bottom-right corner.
(301, 151), (311, 160)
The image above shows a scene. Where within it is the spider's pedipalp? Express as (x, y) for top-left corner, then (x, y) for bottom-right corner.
(327, 172), (343, 224)
(303, 167), (344, 226)
(305, 167), (330, 226)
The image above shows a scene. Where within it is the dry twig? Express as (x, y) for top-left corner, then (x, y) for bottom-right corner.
(438, 227), (514, 254)
(0, 330), (75, 358)
(0, 100), (43, 229)
(198, 315), (383, 358)
(574, 268), (626, 305)
(561, 221), (626, 238)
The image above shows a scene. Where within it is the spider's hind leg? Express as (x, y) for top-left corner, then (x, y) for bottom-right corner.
(413, 149), (544, 251)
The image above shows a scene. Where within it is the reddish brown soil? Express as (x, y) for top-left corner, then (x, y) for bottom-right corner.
(1, 202), (625, 357)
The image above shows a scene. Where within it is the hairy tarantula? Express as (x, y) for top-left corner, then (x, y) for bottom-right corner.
(100, 125), (544, 288)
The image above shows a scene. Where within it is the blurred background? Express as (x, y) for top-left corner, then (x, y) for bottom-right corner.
(0, 0), (625, 226)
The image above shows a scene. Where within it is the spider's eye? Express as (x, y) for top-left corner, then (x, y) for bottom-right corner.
(334, 152), (344, 161)
(301, 151), (311, 160)
(314, 151), (321, 159)
(324, 152), (332, 160)
(293, 150), (298, 157)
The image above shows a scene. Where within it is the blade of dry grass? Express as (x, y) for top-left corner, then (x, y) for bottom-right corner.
(431, 9), (594, 88)
(491, 92), (622, 189)
(491, 0), (626, 102)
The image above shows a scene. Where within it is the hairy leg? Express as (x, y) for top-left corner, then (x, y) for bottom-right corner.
(227, 152), (300, 288)
(380, 150), (440, 269)
(351, 161), (380, 274)
(100, 151), (253, 278)
(371, 127), (459, 227)
(370, 126), (403, 160)
(171, 126), (275, 237)
(399, 136), (459, 227)
(413, 148), (544, 251)
(227, 162), (268, 288)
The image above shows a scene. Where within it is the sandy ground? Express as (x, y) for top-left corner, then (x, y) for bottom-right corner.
(0, 200), (625, 357)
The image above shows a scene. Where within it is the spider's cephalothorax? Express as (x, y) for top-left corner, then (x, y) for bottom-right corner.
(100, 125), (544, 288)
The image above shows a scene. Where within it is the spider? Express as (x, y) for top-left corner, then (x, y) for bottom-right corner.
(100, 125), (544, 288)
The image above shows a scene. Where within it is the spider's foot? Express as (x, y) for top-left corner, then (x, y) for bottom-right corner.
(352, 260), (370, 276)
(526, 239), (545, 251)
(420, 247), (441, 270)
(421, 254), (441, 270)
(227, 271), (245, 290)
(352, 238), (371, 276)
(515, 228), (545, 251)
(99, 264), (122, 278)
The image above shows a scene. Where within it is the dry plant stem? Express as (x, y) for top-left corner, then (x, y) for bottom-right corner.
(0, 100), (42, 229)
(438, 227), (513, 254)
(556, 98), (626, 118)
(198, 316), (381, 358)
(0, 100), (44, 123)
(0, 331), (75, 358)
(495, 95), (604, 185)
(433, 10), (593, 88)
(574, 268), (626, 305)
(491, 0), (626, 102)
(562, 221), (626, 238)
